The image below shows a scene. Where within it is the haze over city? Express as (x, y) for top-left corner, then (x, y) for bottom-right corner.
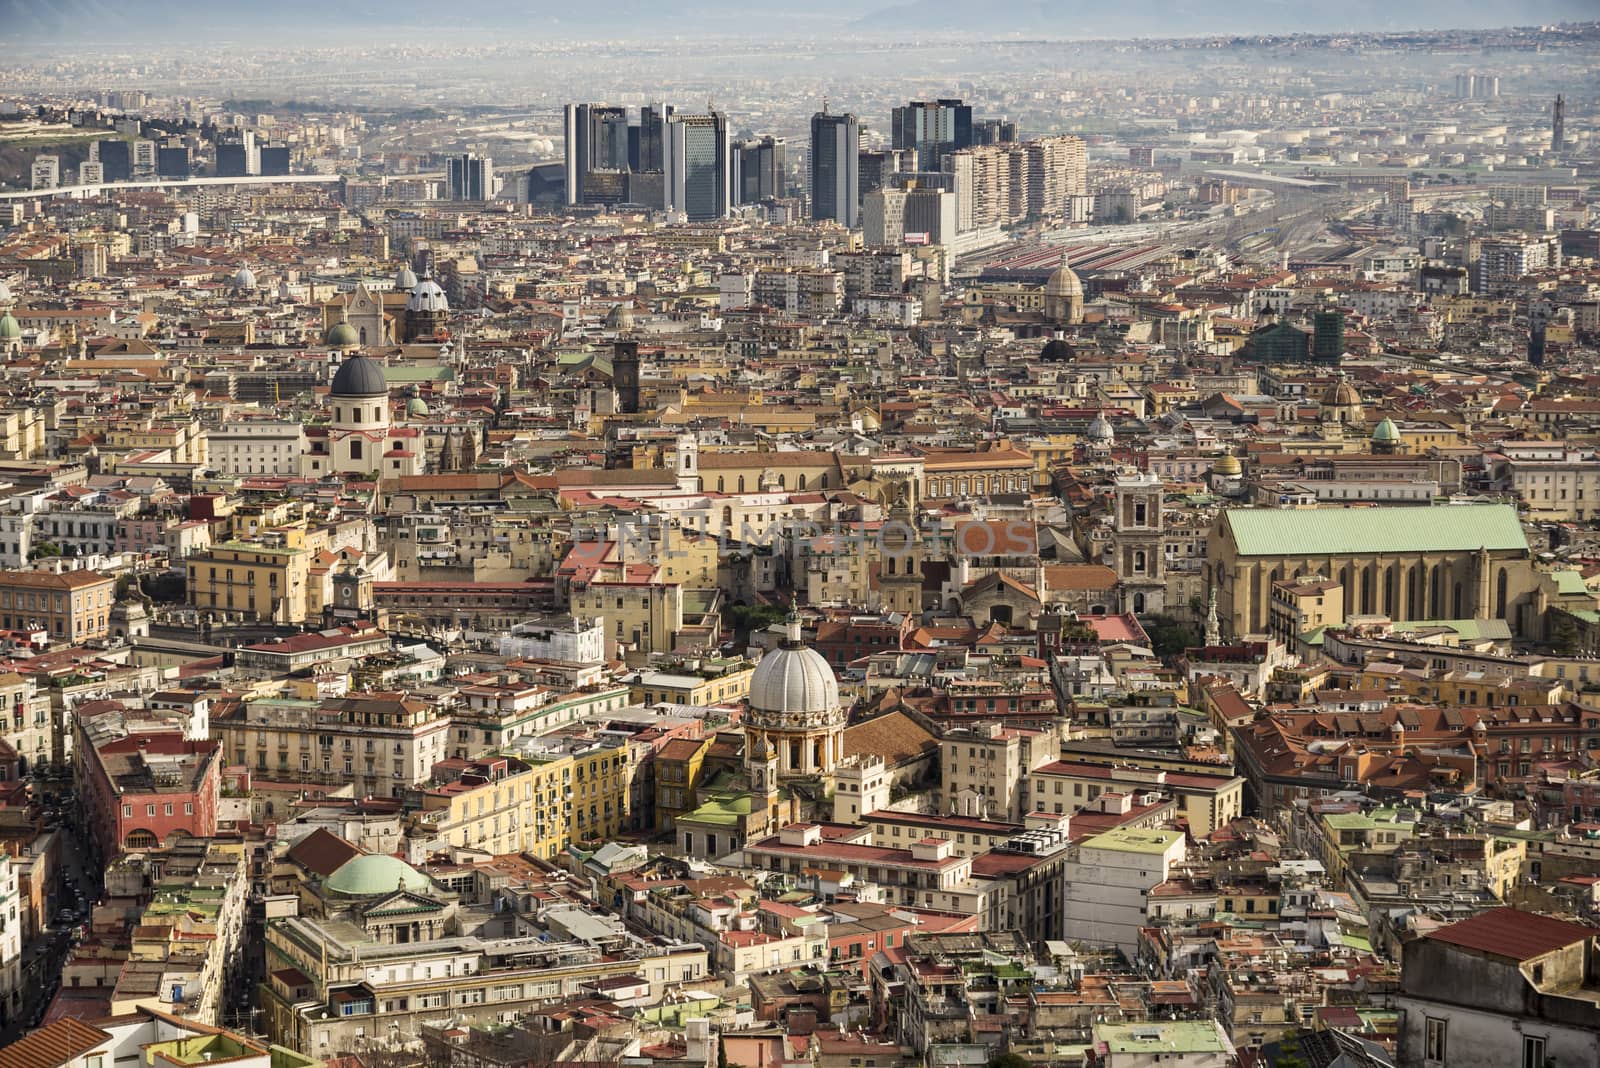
(0, 8), (1593, 1068)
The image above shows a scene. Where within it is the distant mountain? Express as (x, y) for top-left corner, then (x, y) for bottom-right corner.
(0, 0), (1593, 42)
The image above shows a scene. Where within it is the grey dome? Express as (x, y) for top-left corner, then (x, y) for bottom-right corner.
(232, 265), (257, 290)
(1086, 413), (1115, 443)
(407, 276), (449, 314)
(605, 302), (635, 330)
(395, 265), (418, 290)
(330, 355), (388, 397)
(748, 616), (838, 716)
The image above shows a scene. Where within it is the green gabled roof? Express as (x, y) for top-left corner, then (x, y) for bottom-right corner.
(1223, 504), (1526, 558)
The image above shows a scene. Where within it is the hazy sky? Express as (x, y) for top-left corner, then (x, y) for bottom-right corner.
(2, 0), (1596, 44)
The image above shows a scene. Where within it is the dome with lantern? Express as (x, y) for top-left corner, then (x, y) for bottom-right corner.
(745, 611), (845, 779)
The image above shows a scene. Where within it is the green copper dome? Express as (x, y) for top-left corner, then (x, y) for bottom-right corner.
(1371, 417), (1400, 443)
(325, 853), (433, 897)
(406, 396), (429, 416)
(326, 319), (359, 348)
(0, 312), (20, 341)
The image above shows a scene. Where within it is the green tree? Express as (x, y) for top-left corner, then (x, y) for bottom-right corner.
(1550, 613), (1581, 656)
(987, 1055), (1033, 1068)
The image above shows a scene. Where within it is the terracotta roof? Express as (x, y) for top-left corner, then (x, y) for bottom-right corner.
(843, 710), (938, 766)
(0, 1018), (110, 1068)
(285, 826), (361, 877)
(1426, 907), (1594, 962)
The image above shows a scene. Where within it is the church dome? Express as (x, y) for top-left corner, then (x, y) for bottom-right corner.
(748, 615), (839, 717)
(407, 275), (449, 314)
(406, 395), (430, 417)
(1086, 413), (1115, 444)
(232, 265), (257, 291)
(1213, 453), (1242, 477)
(1041, 338), (1072, 361)
(0, 312), (19, 341)
(1045, 264), (1083, 298)
(325, 853), (433, 898)
(1371, 417), (1400, 443)
(605, 302), (635, 331)
(395, 265), (418, 290)
(325, 318), (359, 349)
(330, 354), (388, 397)
(1322, 377), (1361, 407)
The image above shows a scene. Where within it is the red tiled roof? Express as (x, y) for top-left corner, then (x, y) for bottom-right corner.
(1426, 907), (1594, 961)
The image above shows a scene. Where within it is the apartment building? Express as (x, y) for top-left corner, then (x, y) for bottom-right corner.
(213, 691), (451, 799)
(0, 567), (116, 643)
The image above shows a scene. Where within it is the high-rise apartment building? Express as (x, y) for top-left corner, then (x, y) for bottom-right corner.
(30, 155), (58, 190)
(892, 98), (973, 170)
(735, 136), (785, 204)
(665, 112), (730, 222)
(809, 109), (859, 227)
(446, 152), (494, 201)
(132, 138), (157, 176)
(943, 136), (1087, 232)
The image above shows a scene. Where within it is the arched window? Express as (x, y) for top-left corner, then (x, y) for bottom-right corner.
(125, 829), (157, 850)
(1133, 550), (1146, 573)
(799, 475), (807, 490)
(1133, 592), (1146, 613)
(359, 326), (368, 345)
(738, 476), (746, 492)
(1497, 568), (1509, 618)
(1430, 564), (1444, 618)
(1452, 582), (1463, 619)
(1361, 568), (1373, 614)
(1406, 568), (1418, 618)
(717, 477), (724, 492)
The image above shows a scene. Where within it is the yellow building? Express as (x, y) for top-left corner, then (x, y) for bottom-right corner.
(186, 527), (313, 623)
(631, 658), (755, 706)
(410, 742), (632, 861)
(1268, 575), (1345, 644)
(0, 568), (117, 643)
(569, 578), (683, 659)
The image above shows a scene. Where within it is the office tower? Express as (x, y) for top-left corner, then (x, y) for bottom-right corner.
(1312, 307), (1345, 363)
(157, 145), (191, 180)
(1553, 95), (1565, 153)
(96, 139), (131, 183)
(973, 118), (1017, 146)
(258, 145), (290, 176)
(859, 148), (910, 197)
(810, 109), (860, 227)
(735, 137), (785, 204)
(216, 139), (250, 178)
(30, 156), (59, 190)
(892, 99), (973, 171)
(446, 153), (494, 201)
(638, 103), (672, 173)
(863, 188), (907, 247)
(564, 103), (632, 205)
(664, 112), (730, 222)
(904, 188), (956, 246)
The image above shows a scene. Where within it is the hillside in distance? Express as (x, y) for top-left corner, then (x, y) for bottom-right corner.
(3, 0), (1595, 43)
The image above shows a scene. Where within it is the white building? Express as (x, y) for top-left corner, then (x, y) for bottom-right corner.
(0, 854), (20, 1028)
(1063, 827), (1186, 957)
(497, 616), (607, 664)
(208, 421), (309, 477)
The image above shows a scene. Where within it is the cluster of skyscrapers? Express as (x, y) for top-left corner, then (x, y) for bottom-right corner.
(564, 103), (734, 221)
(561, 96), (1083, 241)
